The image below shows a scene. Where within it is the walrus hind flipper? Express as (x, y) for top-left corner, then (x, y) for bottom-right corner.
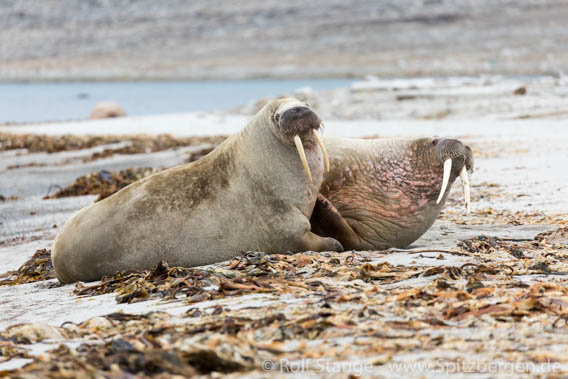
(310, 194), (360, 251)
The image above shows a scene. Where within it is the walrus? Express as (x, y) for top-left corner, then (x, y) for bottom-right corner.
(52, 98), (342, 283)
(310, 137), (474, 250)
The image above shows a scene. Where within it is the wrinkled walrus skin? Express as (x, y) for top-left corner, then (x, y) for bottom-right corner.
(310, 137), (474, 250)
(52, 98), (342, 283)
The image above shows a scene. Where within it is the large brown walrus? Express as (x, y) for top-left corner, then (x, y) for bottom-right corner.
(310, 137), (474, 250)
(52, 98), (343, 283)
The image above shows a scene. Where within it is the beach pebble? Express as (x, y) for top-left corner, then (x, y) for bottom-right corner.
(89, 101), (126, 119)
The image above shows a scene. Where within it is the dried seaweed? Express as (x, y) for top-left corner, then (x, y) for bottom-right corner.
(72, 259), (279, 304)
(2, 228), (568, 377)
(82, 134), (225, 163)
(43, 167), (158, 201)
(6, 162), (48, 170)
(441, 206), (567, 226)
(0, 249), (55, 286)
(73, 261), (217, 304)
(0, 132), (226, 156)
(535, 226), (568, 247)
(0, 132), (121, 153)
(38, 137), (223, 201)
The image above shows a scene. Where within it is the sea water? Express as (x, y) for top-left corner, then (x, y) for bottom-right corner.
(0, 79), (352, 123)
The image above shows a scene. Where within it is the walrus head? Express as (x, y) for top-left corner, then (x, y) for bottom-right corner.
(314, 136), (475, 250)
(269, 99), (330, 182)
(398, 137), (474, 216)
(432, 138), (474, 213)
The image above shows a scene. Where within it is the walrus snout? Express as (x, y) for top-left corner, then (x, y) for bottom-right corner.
(278, 106), (321, 137)
(434, 139), (474, 173)
(433, 138), (474, 213)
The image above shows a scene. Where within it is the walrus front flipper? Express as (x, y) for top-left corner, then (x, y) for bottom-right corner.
(310, 194), (360, 251)
(299, 230), (344, 253)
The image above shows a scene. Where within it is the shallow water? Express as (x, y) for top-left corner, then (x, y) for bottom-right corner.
(0, 79), (352, 123)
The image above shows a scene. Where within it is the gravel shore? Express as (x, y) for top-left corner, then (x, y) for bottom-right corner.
(2, 0), (568, 81)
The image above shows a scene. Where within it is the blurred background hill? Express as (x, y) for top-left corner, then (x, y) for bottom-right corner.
(2, 0), (567, 81)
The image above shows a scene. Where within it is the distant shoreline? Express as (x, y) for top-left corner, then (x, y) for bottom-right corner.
(0, 71), (563, 84)
(0, 78), (354, 124)
(0, 75), (359, 84)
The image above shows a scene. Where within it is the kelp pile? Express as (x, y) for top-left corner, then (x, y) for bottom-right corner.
(0, 132), (225, 157)
(441, 206), (567, 226)
(82, 134), (225, 163)
(0, 133), (121, 153)
(43, 167), (158, 201)
(73, 256), (291, 305)
(0, 249), (55, 286)
(38, 138), (222, 201)
(2, 228), (567, 376)
(43, 147), (216, 201)
(73, 261), (223, 304)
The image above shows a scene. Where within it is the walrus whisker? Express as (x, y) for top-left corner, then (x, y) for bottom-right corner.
(294, 135), (313, 182)
(436, 158), (452, 204)
(459, 166), (471, 214)
(313, 130), (330, 172)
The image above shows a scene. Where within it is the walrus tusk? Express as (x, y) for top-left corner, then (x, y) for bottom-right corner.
(436, 158), (452, 204)
(313, 130), (330, 172)
(460, 166), (471, 214)
(294, 135), (313, 183)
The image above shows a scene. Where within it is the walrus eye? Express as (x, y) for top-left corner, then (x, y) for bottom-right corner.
(274, 113), (280, 124)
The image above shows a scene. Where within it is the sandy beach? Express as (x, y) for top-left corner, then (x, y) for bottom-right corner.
(1, 77), (567, 377)
(2, 0), (568, 375)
